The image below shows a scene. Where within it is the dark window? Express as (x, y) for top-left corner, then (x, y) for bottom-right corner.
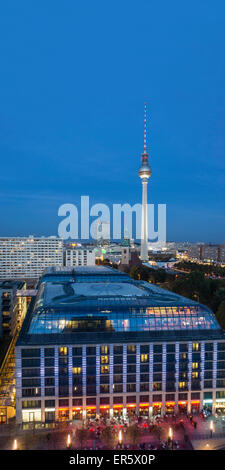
(153, 394), (162, 402)
(86, 398), (96, 405)
(22, 378), (40, 387)
(73, 398), (82, 406)
(166, 393), (175, 401)
(180, 344), (188, 352)
(72, 347), (82, 356)
(126, 395), (136, 403)
(114, 346), (123, 354)
(127, 355), (136, 364)
(113, 396), (123, 404)
(44, 348), (54, 357)
(205, 352), (213, 361)
(86, 357), (96, 366)
(140, 345), (149, 354)
(191, 392), (200, 399)
(22, 349), (40, 358)
(86, 347), (96, 356)
(167, 344), (175, 353)
(154, 354), (162, 363)
(100, 397), (109, 404)
(45, 358), (54, 367)
(59, 386), (69, 396)
(204, 380), (213, 388)
(153, 345), (162, 353)
(114, 356), (123, 364)
(140, 383), (149, 391)
(22, 359), (40, 367)
(205, 343), (213, 352)
(59, 399), (69, 407)
(45, 400), (55, 407)
(22, 368), (40, 377)
(45, 378), (54, 386)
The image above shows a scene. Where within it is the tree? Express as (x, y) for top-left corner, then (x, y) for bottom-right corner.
(101, 426), (115, 448)
(76, 427), (89, 449)
(216, 300), (225, 329)
(127, 424), (141, 448)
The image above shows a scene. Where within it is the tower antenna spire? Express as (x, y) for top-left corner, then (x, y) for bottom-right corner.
(144, 102), (147, 154)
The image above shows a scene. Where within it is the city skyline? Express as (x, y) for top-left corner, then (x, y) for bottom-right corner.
(0, 1), (225, 243)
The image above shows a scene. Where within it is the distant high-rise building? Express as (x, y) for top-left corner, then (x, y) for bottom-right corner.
(65, 247), (95, 267)
(0, 236), (63, 279)
(138, 104), (152, 261)
(95, 222), (110, 244)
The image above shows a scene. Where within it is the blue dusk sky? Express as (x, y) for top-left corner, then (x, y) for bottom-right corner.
(0, 0), (225, 242)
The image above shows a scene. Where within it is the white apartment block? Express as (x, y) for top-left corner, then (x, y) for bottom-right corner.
(0, 236), (63, 279)
(65, 247), (95, 267)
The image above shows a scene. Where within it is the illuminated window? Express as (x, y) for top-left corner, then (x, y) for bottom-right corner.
(192, 362), (199, 369)
(179, 382), (187, 389)
(192, 343), (200, 351)
(101, 346), (109, 354)
(72, 367), (82, 375)
(59, 347), (68, 356)
(180, 353), (187, 360)
(101, 356), (109, 364)
(101, 365), (109, 374)
(141, 354), (148, 363)
(127, 345), (136, 353)
(192, 372), (199, 379)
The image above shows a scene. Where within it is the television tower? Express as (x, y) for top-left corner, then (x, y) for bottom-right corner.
(138, 103), (152, 261)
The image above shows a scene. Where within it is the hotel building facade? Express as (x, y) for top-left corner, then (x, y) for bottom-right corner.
(15, 266), (225, 424)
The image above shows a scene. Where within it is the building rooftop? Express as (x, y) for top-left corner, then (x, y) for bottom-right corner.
(17, 266), (223, 346)
(0, 280), (26, 290)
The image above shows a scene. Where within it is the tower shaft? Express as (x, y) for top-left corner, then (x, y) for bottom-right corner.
(140, 180), (149, 261)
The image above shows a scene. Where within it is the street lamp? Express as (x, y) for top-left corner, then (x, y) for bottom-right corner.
(118, 429), (123, 447)
(168, 427), (173, 448)
(67, 433), (71, 448)
(168, 427), (173, 440)
(13, 439), (17, 450)
(210, 420), (214, 438)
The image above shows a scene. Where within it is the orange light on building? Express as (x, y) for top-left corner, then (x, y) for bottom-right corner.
(100, 405), (109, 409)
(113, 404), (123, 409)
(126, 404), (136, 408)
(191, 400), (200, 404)
(178, 401), (187, 405)
(165, 401), (175, 406)
(139, 403), (149, 407)
(152, 402), (162, 406)
(86, 406), (96, 410)
(72, 407), (82, 411)
(58, 407), (69, 411)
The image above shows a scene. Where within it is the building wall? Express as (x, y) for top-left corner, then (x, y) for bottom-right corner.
(0, 282), (27, 338)
(15, 340), (225, 424)
(65, 248), (95, 267)
(0, 237), (63, 279)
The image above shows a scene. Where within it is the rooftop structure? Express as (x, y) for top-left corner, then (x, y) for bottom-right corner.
(17, 266), (221, 344)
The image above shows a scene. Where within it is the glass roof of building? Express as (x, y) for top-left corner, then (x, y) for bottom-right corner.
(23, 267), (220, 335)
